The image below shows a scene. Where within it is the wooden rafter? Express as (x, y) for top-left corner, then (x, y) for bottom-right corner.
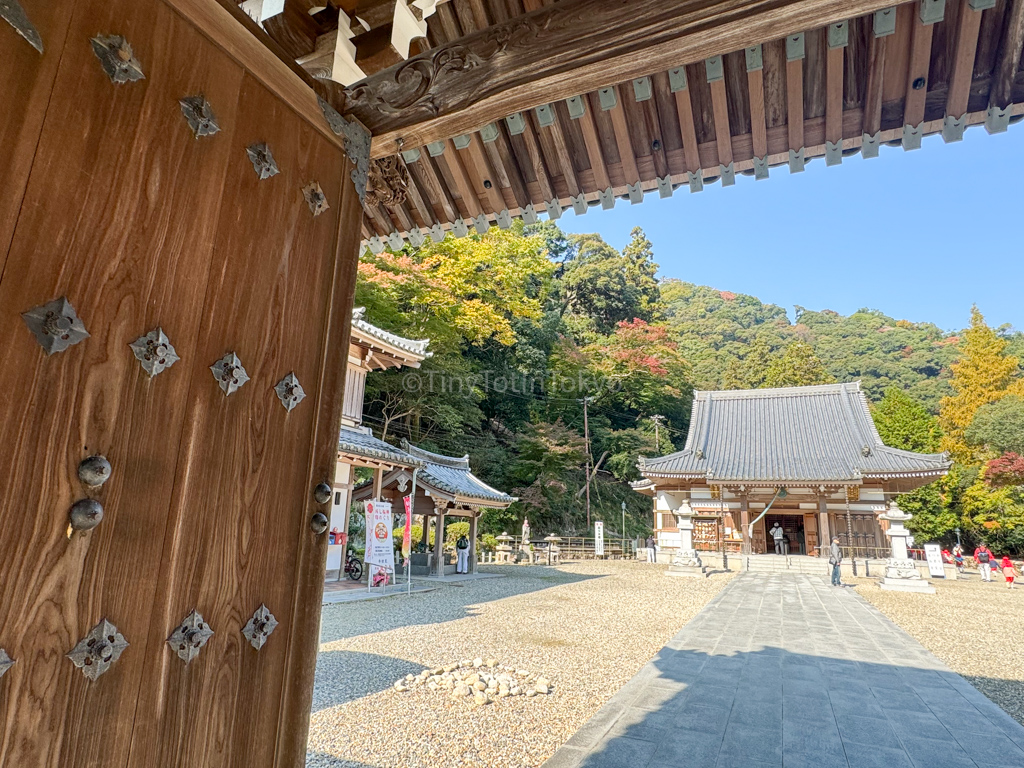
(862, 28), (888, 136)
(707, 60), (734, 168)
(410, 152), (458, 222)
(945, 0), (984, 120)
(342, 0), (907, 157)
(438, 139), (483, 218)
(457, 133), (506, 213)
(545, 111), (581, 197)
(575, 98), (612, 191)
(746, 50), (769, 163)
(608, 86), (641, 184)
(825, 31), (844, 150)
(991, 0), (1024, 109)
(903, 9), (935, 131)
(785, 35), (805, 161)
(673, 77), (702, 175)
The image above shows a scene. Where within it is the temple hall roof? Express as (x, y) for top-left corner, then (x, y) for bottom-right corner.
(351, 307), (431, 365)
(401, 442), (517, 507)
(638, 382), (951, 485)
(338, 426), (423, 469)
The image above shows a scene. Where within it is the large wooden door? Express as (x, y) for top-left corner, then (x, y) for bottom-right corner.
(0, 1), (359, 766)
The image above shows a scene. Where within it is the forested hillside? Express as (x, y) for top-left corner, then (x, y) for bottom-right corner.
(356, 224), (1024, 553)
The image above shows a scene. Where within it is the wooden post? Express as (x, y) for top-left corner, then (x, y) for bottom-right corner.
(818, 494), (831, 557)
(740, 493), (751, 556)
(469, 511), (479, 575)
(433, 503), (446, 576)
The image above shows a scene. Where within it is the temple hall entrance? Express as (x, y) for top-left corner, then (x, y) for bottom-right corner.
(763, 514), (806, 555)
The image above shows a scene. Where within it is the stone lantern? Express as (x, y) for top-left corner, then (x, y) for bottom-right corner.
(544, 534), (562, 566)
(495, 532), (514, 564)
(667, 500), (707, 578)
(878, 501), (934, 593)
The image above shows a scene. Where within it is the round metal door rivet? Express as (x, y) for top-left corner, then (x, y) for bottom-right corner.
(69, 498), (104, 531)
(313, 482), (332, 505)
(310, 512), (329, 535)
(78, 455), (112, 487)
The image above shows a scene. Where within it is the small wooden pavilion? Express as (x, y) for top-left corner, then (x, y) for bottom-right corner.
(634, 383), (951, 558)
(353, 442), (516, 575)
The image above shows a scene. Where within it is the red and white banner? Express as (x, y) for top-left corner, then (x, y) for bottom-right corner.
(402, 495), (412, 558)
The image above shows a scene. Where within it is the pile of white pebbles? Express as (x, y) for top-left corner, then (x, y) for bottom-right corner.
(393, 657), (552, 706)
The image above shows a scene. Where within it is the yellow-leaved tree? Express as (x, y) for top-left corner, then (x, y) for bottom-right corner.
(939, 306), (1024, 462)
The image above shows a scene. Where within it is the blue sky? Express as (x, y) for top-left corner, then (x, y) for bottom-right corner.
(555, 125), (1024, 334)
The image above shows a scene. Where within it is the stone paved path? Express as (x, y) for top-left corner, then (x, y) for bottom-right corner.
(544, 573), (1024, 768)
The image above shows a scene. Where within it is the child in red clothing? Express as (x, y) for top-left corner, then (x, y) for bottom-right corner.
(1000, 556), (1018, 588)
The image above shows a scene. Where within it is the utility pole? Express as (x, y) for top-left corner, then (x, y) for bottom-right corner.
(650, 414), (665, 448)
(581, 396), (593, 528)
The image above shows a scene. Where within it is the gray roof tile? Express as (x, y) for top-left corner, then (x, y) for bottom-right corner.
(638, 382), (950, 483)
(338, 427), (423, 468)
(402, 442), (516, 505)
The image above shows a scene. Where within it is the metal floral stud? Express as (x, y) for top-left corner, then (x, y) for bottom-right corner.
(179, 95), (220, 139)
(22, 297), (90, 354)
(167, 609), (214, 664)
(1, 0), (44, 53)
(67, 619), (128, 680)
(241, 604), (278, 651)
(274, 373), (306, 412)
(210, 352), (249, 396)
(130, 327), (179, 377)
(246, 143), (279, 180)
(0, 648), (15, 680)
(90, 35), (145, 84)
(302, 182), (329, 216)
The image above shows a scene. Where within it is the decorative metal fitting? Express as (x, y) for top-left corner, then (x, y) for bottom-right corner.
(313, 482), (332, 505)
(302, 182), (329, 216)
(130, 327), (179, 377)
(78, 455), (112, 488)
(1, 0), (43, 53)
(210, 353), (249, 396)
(67, 619), (128, 680)
(22, 297), (90, 355)
(179, 95), (220, 139)
(246, 143), (279, 180)
(241, 604), (277, 651)
(310, 512), (329, 535)
(0, 648), (15, 680)
(167, 609), (214, 664)
(91, 35), (145, 84)
(69, 498), (104, 531)
(274, 373), (306, 412)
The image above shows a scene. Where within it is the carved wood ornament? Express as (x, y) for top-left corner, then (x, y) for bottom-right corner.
(364, 157), (410, 208)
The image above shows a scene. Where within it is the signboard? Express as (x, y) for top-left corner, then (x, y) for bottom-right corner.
(364, 500), (395, 585)
(402, 496), (412, 558)
(923, 544), (945, 578)
(595, 521), (604, 556)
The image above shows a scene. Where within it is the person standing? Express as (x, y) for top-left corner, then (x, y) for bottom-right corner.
(456, 534), (470, 574)
(1000, 555), (1018, 589)
(952, 544), (965, 574)
(829, 537), (843, 586)
(769, 522), (785, 555)
(974, 543), (994, 582)
(646, 534), (657, 563)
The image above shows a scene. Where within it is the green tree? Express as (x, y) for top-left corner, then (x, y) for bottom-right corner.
(872, 387), (942, 453)
(871, 388), (952, 541)
(965, 395), (1024, 455)
(621, 227), (661, 320)
(721, 335), (779, 389)
(762, 342), (836, 388)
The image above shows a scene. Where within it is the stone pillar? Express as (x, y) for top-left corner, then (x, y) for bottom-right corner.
(667, 501), (707, 578)
(433, 502), (446, 576)
(878, 501), (934, 593)
(739, 494), (751, 555)
(469, 512), (478, 574)
(817, 495), (831, 558)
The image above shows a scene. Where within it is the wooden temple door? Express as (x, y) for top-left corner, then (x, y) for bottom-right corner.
(0, 1), (360, 766)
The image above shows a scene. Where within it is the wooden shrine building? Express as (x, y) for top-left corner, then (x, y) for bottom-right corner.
(1, 0), (1020, 766)
(353, 442), (516, 576)
(634, 383), (951, 558)
(327, 308), (429, 574)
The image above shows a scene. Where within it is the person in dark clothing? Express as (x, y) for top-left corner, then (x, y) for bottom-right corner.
(829, 537), (843, 586)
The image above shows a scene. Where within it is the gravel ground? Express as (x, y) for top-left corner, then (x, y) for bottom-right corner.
(852, 572), (1024, 726)
(306, 562), (733, 768)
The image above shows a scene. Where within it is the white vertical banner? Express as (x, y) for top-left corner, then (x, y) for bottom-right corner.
(595, 521), (605, 556)
(364, 500), (395, 585)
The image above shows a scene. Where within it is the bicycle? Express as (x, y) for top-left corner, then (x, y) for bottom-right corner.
(344, 552), (363, 581)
